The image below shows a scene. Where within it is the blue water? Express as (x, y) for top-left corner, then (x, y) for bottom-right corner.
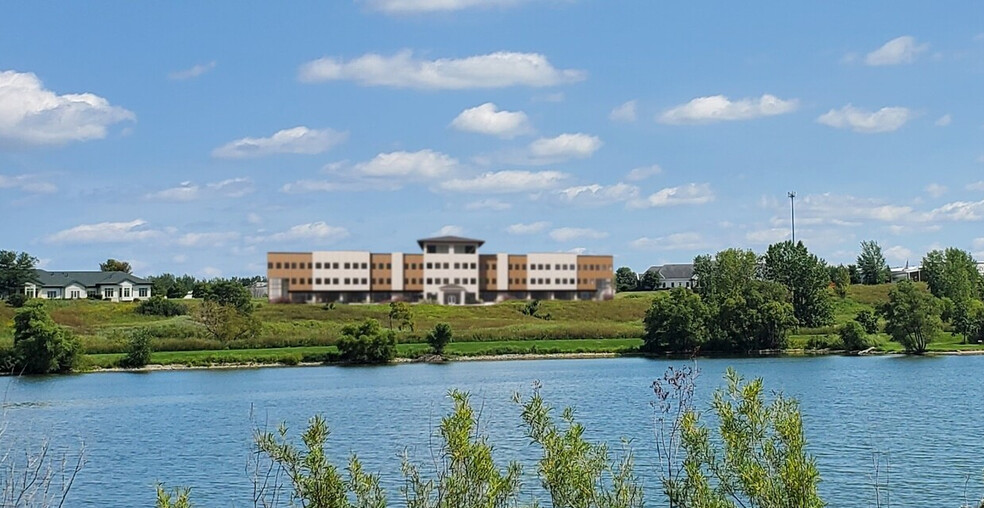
(2, 356), (983, 507)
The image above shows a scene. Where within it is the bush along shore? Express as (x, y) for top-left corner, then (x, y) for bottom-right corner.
(3, 241), (984, 373)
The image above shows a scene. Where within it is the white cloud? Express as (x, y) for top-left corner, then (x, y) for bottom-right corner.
(556, 183), (639, 206)
(658, 94), (798, 124)
(0, 70), (135, 147)
(506, 221), (550, 234)
(935, 114), (952, 126)
(609, 100), (637, 122)
(745, 228), (790, 244)
(865, 36), (928, 66)
(925, 183), (947, 198)
(44, 219), (162, 244)
(817, 105), (912, 133)
(625, 164), (662, 181)
(439, 170), (568, 193)
(528, 133), (602, 160)
(212, 126), (347, 159)
(796, 193), (914, 224)
(146, 178), (254, 201)
(0, 173), (57, 193)
(549, 227), (608, 242)
(364, 0), (542, 13)
(967, 181), (984, 191)
(146, 181), (200, 201)
(264, 222), (350, 243)
(450, 102), (533, 138)
(200, 267), (223, 278)
(926, 200), (984, 222)
(465, 199), (511, 211)
(299, 50), (585, 89)
(176, 232), (240, 247)
(884, 245), (914, 264)
(247, 213), (263, 225)
(434, 225), (464, 236)
(630, 232), (707, 251)
(355, 149), (458, 178)
(168, 61), (216, 80)
(631, 183), (715, 208)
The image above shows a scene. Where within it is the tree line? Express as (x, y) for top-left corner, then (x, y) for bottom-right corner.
(641, 240), (984, 355)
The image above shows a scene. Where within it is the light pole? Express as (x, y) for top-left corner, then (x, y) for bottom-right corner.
(787, 191), (796, 244)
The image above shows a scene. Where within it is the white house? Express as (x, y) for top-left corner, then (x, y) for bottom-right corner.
(24, 270), (152, 302)
(645, 264), (696, 290)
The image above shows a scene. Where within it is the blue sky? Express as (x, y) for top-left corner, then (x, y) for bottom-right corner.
(2, 1), (983, 277)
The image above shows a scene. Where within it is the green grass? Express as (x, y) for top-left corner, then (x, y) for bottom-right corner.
(8, 281), (984, 366)
(85, 338), (645, 369)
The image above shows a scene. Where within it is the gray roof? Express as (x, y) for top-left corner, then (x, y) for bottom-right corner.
(646, 264), (695, 280)
(30, 270), (150, 288)
(417, 236), (485, 248)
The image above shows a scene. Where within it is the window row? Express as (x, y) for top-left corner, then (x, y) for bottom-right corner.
(290, 277), (369, 286)
(425, 278), (478, 286)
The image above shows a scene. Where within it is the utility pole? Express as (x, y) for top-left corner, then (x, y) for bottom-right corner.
(787, 191), (796, 244)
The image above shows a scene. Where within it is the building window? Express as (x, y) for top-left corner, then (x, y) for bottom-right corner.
(307, 278), (313, 285)
(443, 262), (450, 269)
(523, 264), (527, 270)
(267, 262), (273, 269)
(315, 262), (322, 269)
(139, 288), (148, 297)
(443, 278), (449, 284)
(470, 278), (476, 285)
(344, 278), (351, 285)
(275, 262), (282, 269)
(464, 245), (476, 254)
(333, 278), (339, 285)
(361, 278), (368, 285)
(290, 278), (297, 284)
(470, 262), (476, 269)
(333, 263), (339, 269)
(426, 278), (433, 285)
(123, 288), (131, 298)
(70, 290), (80, 299)
(47, 291), (57, 299)
(427, 245), (437, 253)
(454, 263), (460, 269)
(491, 264), (496, 270)
(386, 278), (391, 284)
(344, 263), (351, 269)
(104, 288), (115, 298)
(87, 290), (96, 297)
(426, 262), (433, 269)
(316, 278), (322, 284)
(307, 263), (313, 269)
(454, 278), (461, 284)
(387, 263), (392, 269)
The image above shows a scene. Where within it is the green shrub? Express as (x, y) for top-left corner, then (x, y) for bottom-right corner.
(426, 322), (453, 355)
(805, 335), (832, 350)
(854, 309), (879, 334)
(118, 329), (153, 368)
(13, 301), (82, 374)
(337, 319), (396, 364)
(136, 296), (187, 317)
(838, 321), (868, 351)
(5, 293), (28, 308)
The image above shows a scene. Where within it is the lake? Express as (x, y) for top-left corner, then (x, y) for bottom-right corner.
(2, 355), (983, 507)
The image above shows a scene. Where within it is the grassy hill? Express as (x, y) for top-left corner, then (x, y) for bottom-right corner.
(2, 282), (979, 368)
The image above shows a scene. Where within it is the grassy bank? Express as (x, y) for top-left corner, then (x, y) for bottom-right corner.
(85, 338), (644, 369)
(5, 282), (984, 369)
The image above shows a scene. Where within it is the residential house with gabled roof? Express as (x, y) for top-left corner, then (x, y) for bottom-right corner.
(24, 270), (152, 302)
(645, 264), (696, 290)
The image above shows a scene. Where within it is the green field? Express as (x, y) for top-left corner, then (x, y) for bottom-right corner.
(3, 282), (982, 370)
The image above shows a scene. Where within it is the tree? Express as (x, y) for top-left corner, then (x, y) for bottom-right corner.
(337, 319), (397, 364)
(665, 369), (824, 508)
(831, 265), (851, 299)
(99, 258), (132, 273)
(762, 241), (834, 328)
(614, 267), (638, 292)
(202, 279), (253, 315)
(921, 248), (982, 302)
(136, 295), (188, 317)
(426, 323), (453, 355)
(953, 298), (984, 344)
(857, 240), (890, 285)
(643, 288), (709, 354)
(0, 250), (37, 299)
(854, 309), (879, 334)
(388, 301), (415, 331)
(12, 301), (82, 374)
(880, 280), (943, 354)
(194, 300), (261, 342)
(638, 269), (662, 291)
(693, 249), (759, 302)
(149, 273), (198, 299)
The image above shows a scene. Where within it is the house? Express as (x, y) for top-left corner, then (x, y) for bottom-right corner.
(645, 264), (696, 290)
(890, 265), (923, 282)
(24, 270), (152, 302)
(267, 235), (614, 305)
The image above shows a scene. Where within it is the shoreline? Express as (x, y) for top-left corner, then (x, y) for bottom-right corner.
(84, 348), (984, 374)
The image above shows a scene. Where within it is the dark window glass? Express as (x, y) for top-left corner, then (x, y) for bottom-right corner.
(427, 245), (437, 253)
